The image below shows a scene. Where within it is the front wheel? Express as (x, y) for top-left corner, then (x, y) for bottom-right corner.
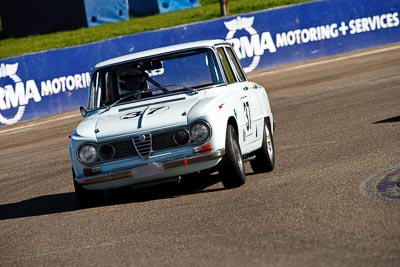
(73, 170), (103, 208)
(250, 120), (275, 173)
(219, 125), (246, 188)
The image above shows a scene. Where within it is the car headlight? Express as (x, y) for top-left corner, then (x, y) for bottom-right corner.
(99, 143), (115, 161)
(78, 144), (98, 164)
(174, 129), (190, 145)
(190, 121), (211, 142)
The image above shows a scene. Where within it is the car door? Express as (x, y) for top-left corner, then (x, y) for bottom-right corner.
(224, 46), (263, 145)
(216, 46), (260, 149)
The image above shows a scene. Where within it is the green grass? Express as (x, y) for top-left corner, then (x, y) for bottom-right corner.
(0, 0), (308, 59)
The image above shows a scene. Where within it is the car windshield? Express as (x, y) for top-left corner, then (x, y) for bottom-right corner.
(88, 48), (224, 109)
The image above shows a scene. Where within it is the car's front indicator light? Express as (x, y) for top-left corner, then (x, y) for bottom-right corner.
(193, 143), (212, 154)
(84, 167), (101, 176)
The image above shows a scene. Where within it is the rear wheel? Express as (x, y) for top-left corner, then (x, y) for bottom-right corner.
(73, 170), (103, 208)
(219, 125), (246, 188)
(250, 119), (275, 173)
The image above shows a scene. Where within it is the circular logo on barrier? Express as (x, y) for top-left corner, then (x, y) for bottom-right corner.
(224, 16), (261, 72)
(0, 63), (26, 125)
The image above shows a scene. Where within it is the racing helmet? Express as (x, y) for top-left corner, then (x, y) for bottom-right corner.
(118, 69), (146, 98)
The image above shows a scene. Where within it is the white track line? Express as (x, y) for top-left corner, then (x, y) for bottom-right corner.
(0, 113), (80, 135)
(279, 141), (337, 149)
(250, 44), (400, 78)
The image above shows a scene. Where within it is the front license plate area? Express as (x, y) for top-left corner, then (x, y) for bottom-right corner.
(131, 163), (164, 179)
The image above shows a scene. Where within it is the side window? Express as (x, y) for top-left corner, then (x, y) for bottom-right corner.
(104, 71), (117, 105)
(225, 47), (247, 82)
(217, 47), (236, 84)
(89, 72), (101, 109)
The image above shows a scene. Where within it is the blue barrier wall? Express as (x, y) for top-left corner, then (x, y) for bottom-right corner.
(0, 0), (399, 126)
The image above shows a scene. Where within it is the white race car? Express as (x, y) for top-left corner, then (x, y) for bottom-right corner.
(69, 39), (275, 207)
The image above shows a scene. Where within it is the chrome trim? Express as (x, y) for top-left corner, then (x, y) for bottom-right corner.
(75, 148), (225, 185)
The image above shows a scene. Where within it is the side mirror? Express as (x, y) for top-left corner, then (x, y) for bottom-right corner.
(80, 106), (88, 117)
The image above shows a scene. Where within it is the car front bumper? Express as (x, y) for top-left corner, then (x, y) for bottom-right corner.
(74, 149), (225, 187)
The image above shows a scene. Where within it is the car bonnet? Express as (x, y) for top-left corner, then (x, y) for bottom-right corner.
(89, 96), (199, 141)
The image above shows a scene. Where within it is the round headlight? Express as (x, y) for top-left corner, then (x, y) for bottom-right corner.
(78, 144), (98, 164)
(99, 144), (115, 161)
(190, 121), (211, 142)
(174, 129), (190, 145)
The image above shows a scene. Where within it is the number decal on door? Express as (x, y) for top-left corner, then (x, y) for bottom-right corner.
(243, 101), (251, 131)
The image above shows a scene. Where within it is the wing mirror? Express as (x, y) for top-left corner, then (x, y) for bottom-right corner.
(80, 106), (88, 117)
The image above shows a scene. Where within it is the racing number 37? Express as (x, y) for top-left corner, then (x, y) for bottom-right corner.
(243, 101), (251, 131)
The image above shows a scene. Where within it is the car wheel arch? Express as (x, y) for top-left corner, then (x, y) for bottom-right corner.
(226, 116), (239, 140)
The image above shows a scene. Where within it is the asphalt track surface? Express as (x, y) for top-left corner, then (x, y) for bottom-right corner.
(1, 43), (399, 266)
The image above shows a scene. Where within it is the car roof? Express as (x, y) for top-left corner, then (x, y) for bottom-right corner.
(94, 39), (228, 70)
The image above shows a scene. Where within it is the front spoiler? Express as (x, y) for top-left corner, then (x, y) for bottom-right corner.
(75, 149), (225, 185)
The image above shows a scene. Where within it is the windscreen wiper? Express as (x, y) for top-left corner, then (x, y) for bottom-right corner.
(104, 93), (140, 111)
(103, 87), (169, 112)
(143, 73), (170, 93)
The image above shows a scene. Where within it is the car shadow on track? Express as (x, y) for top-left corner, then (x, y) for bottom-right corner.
(374, 115), (400, 124)
(0, 174), (224, 220)
(0, 192), (78, 220)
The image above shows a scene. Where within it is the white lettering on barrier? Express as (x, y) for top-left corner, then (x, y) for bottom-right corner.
(349, 12), (399, 34)
(41, 72), (91, 96)
(0, 63), (91, 125)
(224, 16), (277, 72)
(0, 80), (41, 110)
(276, 24), (340, 47)
(224, 12), (399, 70)
(228, 33), (276, 59)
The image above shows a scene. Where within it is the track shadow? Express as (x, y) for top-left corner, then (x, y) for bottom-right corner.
(0, 174), (223, 220)
(374, 115), (400, 124)
(105, 173), (224, 205)
(0, 192), (79, 220)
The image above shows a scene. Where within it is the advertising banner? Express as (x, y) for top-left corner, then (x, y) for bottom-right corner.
(1, 0), (399, 126)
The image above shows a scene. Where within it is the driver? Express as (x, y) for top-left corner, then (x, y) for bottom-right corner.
(118, 69), (147, 99)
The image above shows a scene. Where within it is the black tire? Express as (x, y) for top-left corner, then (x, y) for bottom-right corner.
(250, 119), (275, 173)
(73, 170), (103, 208)
(219, 124), (246, 188)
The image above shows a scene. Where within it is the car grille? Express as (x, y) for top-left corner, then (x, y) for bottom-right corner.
(132, 134), (152, 159)
(102, 130), (180, 161)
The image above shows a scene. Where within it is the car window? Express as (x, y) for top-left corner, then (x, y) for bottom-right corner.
(89, 72), (101, 109)
(149, 52), (220, 89)
(225, 46), (247, 82)
(217, 47), (236, 84)
(88, 49), (224, 109)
